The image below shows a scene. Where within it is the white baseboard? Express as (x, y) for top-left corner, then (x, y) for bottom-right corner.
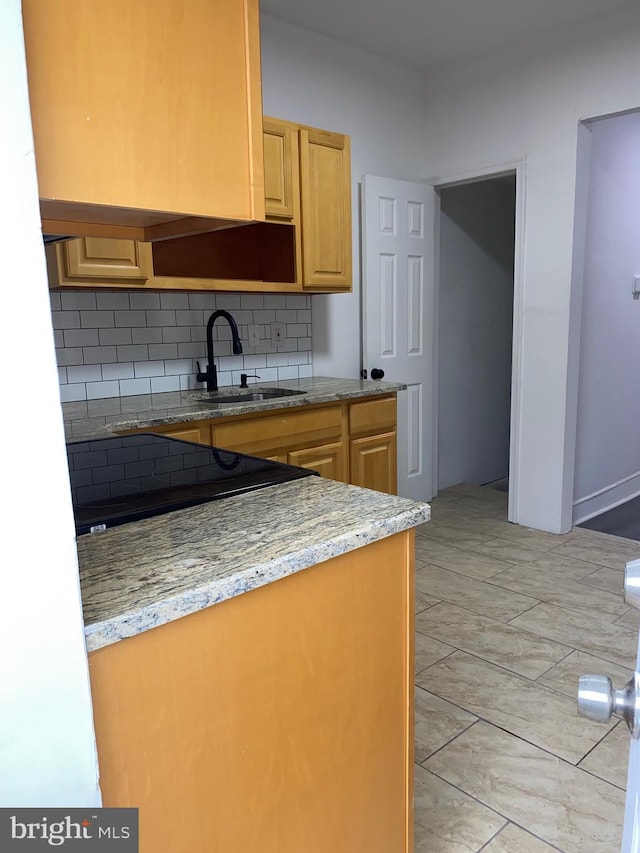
(573, 470), (640, 525)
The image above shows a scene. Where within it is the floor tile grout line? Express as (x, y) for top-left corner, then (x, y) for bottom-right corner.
(533, 645), (576, 681)
(419, 722), (576, 852)
(424, 717), (625, 790)
(416, 651), (620, 766)
(416, 600), (582, 663)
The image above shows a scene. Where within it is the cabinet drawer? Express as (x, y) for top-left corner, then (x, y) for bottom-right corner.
(212, 405), (343, 456)
(349, 397), (396, 437)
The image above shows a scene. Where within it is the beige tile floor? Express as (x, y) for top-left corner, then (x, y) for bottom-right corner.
(414, 483), (640, 852)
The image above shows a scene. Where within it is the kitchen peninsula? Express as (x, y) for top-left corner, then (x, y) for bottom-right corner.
(69, 376), (429, 853)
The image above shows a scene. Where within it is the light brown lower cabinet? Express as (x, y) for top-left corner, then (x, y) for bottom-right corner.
(88, 529), (415, 853)
(128, 395), (397, 493)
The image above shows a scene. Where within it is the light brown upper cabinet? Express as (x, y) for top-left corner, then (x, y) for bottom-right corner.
(47, 118), (353, 294)
(21, 0), (265, 242)
(47, 238), (153, 287)
(298, 126), (352, 290)
(150, 118), (353, 293)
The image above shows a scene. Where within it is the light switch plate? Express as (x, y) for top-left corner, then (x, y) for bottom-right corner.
(271, 322), (284, 346)
(248, 324), (261, 346)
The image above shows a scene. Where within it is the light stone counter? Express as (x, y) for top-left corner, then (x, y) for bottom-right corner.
(78, 476), (430, 652)
(63, 376), (404, 441)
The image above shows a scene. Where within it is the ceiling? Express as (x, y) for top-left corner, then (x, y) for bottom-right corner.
(261, 0), (638, 74)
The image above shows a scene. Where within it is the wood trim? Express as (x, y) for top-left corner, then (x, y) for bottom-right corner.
(243, 0), (265, 222)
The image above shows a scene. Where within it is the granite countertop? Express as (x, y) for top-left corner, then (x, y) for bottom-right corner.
(78, 476), (430, 653)
(63, 376), (405, 441)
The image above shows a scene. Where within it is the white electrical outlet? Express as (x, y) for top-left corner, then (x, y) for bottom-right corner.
(271, 322), (285, 346)
(248, 324), (261, 346)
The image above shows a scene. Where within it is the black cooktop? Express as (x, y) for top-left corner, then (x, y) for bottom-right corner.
(67, 433), (318, 535)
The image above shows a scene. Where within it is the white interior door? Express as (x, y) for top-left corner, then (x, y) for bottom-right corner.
(362, 174), (435, 501)
(578, 558), (640, 851)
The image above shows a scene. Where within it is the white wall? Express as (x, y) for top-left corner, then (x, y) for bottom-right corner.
(438, 177), (515, 490)
(421, 5), (640, 532)
(260, 13), (427, 378)
(573, 112), (640, 522)
(0, 2), (100, 806)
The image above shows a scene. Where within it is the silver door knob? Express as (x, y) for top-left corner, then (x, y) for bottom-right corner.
(578, 673), (640, 737)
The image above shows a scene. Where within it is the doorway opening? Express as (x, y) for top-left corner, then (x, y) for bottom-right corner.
(434, 174), (517, 505)
(572, 109), (640, 540)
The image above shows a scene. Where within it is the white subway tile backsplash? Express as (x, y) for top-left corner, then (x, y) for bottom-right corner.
(188, 292), (218, 310)
(146, 309), (177, 327)
(117, 344), (149, 362)
(102, 363), (135, 381)
(52, 310), (81, 329)
(129, 292), (161, 310)
(253, 310), (275, 324)
(165, 359), (194, 376)
(56, 347), (83, 366)
(83, 346), (117, 365)
(119, 377), (152, 396)
(96, 292), (130, 310)
(61, 292), (96, 310)
(87, 380), (120, 400)
(162, 326), (191, 344)
(286, 295), (308, 309)
(176, 309), (204, 327)
(59, 383), (88, 402)
(148, 343), (178, 361)
(211, 293), (241, 310)
(52, 290), (312, 399)
(276, 366), (299, 381)
(67, 365), (103, 383)
(266, 353), (288, 367)
(240, 294), (264, 310)
(151, 375), (181, 394)
(134, 360), (166, 378)
(64, 329), (99, 347)
(159, 293), (190, 310)
(132, 327), (163, 345)
(298, 364), (313, 379)
(264, 295), (286, 309)
(99, 328), (133, 346)
(241, 354), (267, 369)
(114, 310), (147, 328)
(81, 310), (115, 328)
(177, 342), (205, 360)
(286, 323), (308, 338)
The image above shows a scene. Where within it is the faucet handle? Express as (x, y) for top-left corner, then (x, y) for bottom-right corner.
(240, 373), (260, 388)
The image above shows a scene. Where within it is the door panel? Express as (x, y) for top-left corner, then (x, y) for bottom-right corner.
(362, 175), (435, 501)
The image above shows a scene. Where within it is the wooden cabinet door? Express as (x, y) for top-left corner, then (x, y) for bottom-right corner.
(22, 0), (264, 240)
(350, 432), (397, 494)
(289, 441), (348, 482)
(88, 531), (415, 853)
(60, 238), (153, 283)
(299, 127), (352, 290)
(263, 118), (297, 220)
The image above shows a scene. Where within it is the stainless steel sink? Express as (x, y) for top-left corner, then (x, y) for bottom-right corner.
(192, 388), (307, 405)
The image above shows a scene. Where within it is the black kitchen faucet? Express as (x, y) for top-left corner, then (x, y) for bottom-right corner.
(196, 310), (243, 391)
